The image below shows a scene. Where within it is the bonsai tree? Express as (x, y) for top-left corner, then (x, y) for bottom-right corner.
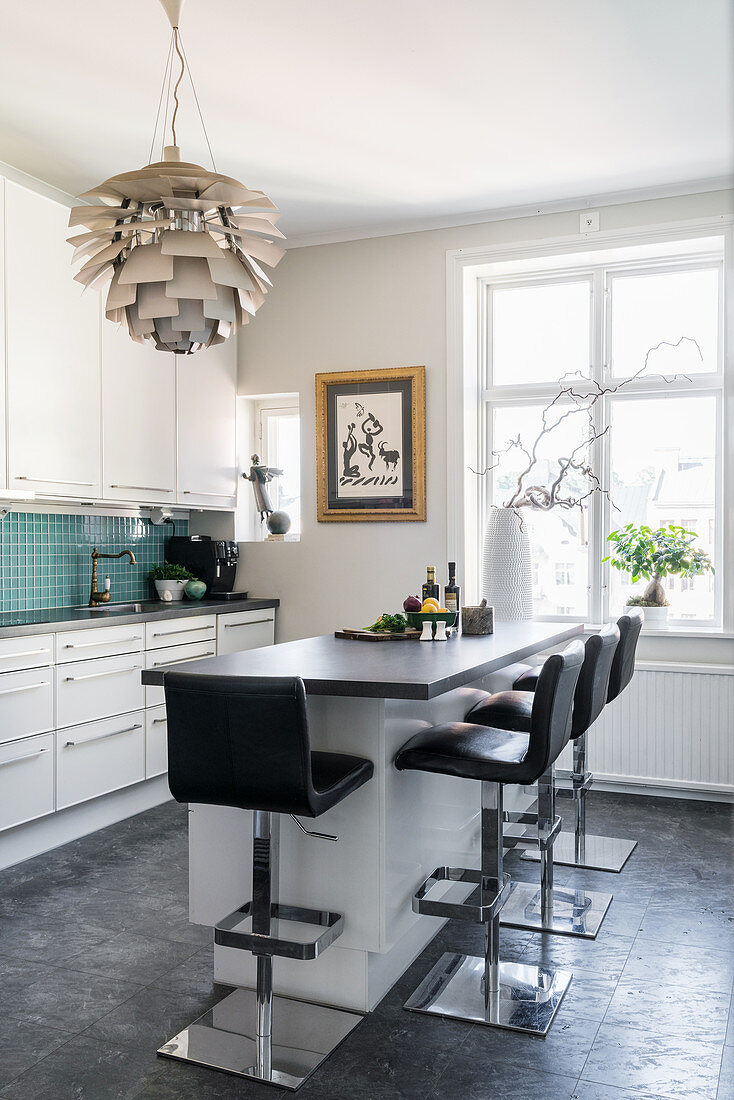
(602, 524), (714, 607)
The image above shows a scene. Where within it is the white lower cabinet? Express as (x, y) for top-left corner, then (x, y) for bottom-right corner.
(0, 633), (54, 673)
(56, 711), (146, 810)
(0, 666), (54, 741)
(216, 609), (275, 655)
(146, 705), (168, 778)
(56, 651), (145, 727)
(0, 732), (55, 831)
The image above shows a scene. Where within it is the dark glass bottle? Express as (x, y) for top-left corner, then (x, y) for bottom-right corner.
(444, 561), (461, 613)
(422, 566), (440, 602)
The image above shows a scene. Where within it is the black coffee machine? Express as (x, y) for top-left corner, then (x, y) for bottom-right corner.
(166, 535), (242, 599)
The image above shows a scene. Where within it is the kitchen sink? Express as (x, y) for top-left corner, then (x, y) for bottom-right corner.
(73, 602), (148, 613)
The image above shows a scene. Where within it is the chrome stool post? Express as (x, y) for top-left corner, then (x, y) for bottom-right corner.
(523, 731), (638, 871)
(404, 780), (572, 1036)
(501, 764), (612, 939)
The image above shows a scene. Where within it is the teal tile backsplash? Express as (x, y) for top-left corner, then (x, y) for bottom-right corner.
(0, 512), (188, 613)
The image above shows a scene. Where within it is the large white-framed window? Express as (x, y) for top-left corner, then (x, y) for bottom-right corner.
(454, 228), (729, 630)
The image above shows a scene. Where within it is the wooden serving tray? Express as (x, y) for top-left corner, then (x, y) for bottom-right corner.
(335, 628), (422, 641)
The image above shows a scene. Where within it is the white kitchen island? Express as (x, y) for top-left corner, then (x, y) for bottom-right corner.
(143, 622), (582, 1014)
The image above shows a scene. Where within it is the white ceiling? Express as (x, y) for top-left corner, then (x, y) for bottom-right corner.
(1, 0), (732, 244)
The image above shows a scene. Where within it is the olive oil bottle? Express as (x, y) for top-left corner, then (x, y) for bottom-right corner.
(422, 566), (440, 602)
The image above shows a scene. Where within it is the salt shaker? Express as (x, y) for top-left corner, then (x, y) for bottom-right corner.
(420, 621), (434, 642)
(434, 620), (448, 641)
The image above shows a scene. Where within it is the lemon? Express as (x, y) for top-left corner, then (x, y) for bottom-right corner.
(421, 598), (439, 612)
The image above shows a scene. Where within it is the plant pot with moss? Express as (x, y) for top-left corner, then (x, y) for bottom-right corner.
(149, 561), (198, 602)
(603, 523), (714, 628)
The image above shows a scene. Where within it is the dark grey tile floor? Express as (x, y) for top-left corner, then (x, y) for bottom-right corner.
(0, 792), (731, 1099)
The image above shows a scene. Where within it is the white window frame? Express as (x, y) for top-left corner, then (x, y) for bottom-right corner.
(446, 217), (733, 634)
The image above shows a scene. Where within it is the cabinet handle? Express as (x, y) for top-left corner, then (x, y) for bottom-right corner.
(64, 637), (141, 649)
(152, 651), (215, 667)
(182, 490), (233, 497)
(224, 619), (273, 628)
(152, 716), (167, 725)
(63, 665), (141, 682)
(110, 484), (174, 493)
(0, 747), (50, 768)
(152, 626), (212, 637)
(0, 680), (48, 696)
(0, 648), (50, 660)
(64, 722), (142, 748)
(16, 477), (95, 486)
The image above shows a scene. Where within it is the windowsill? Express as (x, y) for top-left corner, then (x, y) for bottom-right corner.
(576, 621), (734, 640)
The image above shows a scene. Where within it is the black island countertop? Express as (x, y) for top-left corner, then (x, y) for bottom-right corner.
(0, 596), (280, 638)
(142, 621), (583, 700)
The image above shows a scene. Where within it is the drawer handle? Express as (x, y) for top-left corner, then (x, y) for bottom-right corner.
(0, 746), (50, 768)
(64, 722), (142, 748)
(151, 626), (214, 637)
(63, 665), (142, 683)
(110, 484), (174, 493)
(182, 491), (234, 498)
(224, 618), (273, 627)
(64, 637), (141, 649)
(151, 716), (167, 725)
(16, 477), (95, 486)
(152, 651), (215, 667)
(0, 648), (50, 659)
(0, 680), (48, 696)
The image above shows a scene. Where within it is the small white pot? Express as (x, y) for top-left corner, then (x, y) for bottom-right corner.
(635, 604), (668, 627)
(154, 579), (187, 602)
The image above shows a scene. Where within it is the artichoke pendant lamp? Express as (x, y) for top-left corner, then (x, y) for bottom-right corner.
(67, 0), (284, 354)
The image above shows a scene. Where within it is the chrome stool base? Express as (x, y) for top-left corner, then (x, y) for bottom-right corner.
(158, 987), (363, 1092)
(404, 951), (572, 1036)
(500, 880), (612, 938)
(522, 831), (637, 872)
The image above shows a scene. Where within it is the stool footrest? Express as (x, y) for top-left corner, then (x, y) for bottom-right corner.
(412, 867), (512, 922)
(214, 902), (343, 960)
(503, 813), (562, 852)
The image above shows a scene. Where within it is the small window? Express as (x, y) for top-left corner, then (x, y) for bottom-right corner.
(260, 406), (301, 539)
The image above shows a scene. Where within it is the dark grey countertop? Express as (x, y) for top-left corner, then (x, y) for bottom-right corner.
(0, 597), (279, 638)
(142, 621), (582, 700)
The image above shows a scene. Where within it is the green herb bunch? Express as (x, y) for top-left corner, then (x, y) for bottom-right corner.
(366, 613), (408, 633)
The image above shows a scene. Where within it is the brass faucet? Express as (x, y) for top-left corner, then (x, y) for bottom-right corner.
(89, 547), (137, 607)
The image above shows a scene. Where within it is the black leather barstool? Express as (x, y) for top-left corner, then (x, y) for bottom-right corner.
(395, 639), (584, 1036)
(156, 672), (374, 1091)
(465, 623), (620, 939)
(511, 608), (644, 872)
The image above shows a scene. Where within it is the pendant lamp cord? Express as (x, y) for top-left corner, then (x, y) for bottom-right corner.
(170, 27), (186, 147)
(149, 23), (218, 171)
(147, 33), (174, 165)
(179, 35), (218, 172)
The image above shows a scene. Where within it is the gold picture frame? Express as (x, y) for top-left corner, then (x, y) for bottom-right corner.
(316, 365), (426, 522)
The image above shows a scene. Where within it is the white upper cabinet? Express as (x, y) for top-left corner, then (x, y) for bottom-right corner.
(5, 181), (101, 499)
(102, 323), (176, 504)
(176, 338), (238, 508)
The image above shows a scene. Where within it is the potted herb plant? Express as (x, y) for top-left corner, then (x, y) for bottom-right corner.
(602, 524), (714, 625)
(149, 561), (197, 602)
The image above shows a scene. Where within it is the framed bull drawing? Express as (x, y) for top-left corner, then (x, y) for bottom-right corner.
(315, 365), (426, 522)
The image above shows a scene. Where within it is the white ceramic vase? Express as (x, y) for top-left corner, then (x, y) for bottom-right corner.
(635, 604), (667, 627)
(482, 506), (533, 621)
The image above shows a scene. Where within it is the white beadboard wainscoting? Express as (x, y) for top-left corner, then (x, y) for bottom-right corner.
(560, 661), (734, 800)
